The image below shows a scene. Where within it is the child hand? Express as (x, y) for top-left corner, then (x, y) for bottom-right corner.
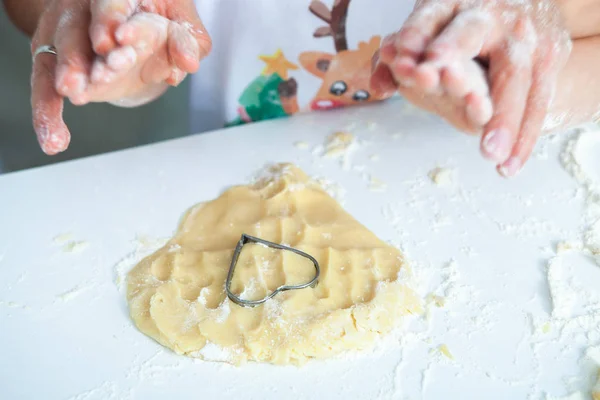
(373, 0), (571, 177)
(31, 0), (211, 155)
(372, 54), (492, 135)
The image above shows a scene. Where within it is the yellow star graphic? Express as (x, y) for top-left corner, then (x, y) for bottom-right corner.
(258, 49), (299, 79)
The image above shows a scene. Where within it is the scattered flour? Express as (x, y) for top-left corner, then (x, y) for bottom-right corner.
(53, 233), (74, 245)
(313, 177), (347, 203)
(320, 131), (359, 170)
(63, 241), (90, 253)
(214, 299), (231, 324)
(52, 233), (89, 253)
(428, 167), (455, 187)
(540, 129), (600, 399)
(114, 236), (169, 292)
(294, 141), (309, 150)
(436, 344), (454, 360)
(57, 285), (91, 302)
(368, 176), (387, 192)
(193, 342), (233, 363)
(560, 129), (600, 266)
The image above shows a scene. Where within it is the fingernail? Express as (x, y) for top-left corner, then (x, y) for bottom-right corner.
(482, 128), (512, 162)
(498, 157), (522, 178)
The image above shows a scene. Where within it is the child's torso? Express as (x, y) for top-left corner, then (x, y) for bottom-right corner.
(190, 0), (415, 133)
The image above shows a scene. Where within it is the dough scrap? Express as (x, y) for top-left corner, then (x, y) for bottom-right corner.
(127, 164), (421, 365)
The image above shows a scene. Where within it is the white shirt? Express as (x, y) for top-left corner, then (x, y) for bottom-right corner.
(190, 0), (415, 133)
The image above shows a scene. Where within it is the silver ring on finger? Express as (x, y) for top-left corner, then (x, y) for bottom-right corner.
(33, 45), (57, 60)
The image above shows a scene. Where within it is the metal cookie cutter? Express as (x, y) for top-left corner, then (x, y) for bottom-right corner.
(225, 234), (320, 308)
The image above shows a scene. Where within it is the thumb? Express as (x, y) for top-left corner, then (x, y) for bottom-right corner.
(168, 0), (212, 58)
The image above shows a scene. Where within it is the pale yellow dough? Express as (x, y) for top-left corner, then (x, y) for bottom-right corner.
(127, 164), (421, 365)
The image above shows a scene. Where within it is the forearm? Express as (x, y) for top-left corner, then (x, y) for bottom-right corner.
(3, 0), (46, 37)
(545, 36), (600, 131)
(556, 0), (600, 38)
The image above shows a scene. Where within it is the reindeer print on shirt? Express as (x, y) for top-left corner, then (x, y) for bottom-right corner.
(299, 0), (390, 111)
(227, 0), (391, 127)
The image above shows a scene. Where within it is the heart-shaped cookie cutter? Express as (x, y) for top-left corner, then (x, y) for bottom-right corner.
(225, 234), (320, 308)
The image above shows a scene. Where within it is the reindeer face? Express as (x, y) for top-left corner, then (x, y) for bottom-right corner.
(299, 36), (387, 111)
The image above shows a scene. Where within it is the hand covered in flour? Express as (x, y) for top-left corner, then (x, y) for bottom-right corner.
(372, 0), (571, 177)
(31, 0), (211, 155)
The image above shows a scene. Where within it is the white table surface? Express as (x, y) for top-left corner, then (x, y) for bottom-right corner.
(1, 99), (599, 400)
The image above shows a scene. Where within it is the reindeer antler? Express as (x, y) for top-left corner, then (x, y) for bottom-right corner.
(309, 0), (350, 53)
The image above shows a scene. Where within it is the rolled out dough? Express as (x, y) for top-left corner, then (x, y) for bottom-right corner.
(127, 164), (421, 365)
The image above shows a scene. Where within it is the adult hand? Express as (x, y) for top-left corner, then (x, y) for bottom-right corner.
(30, 0), (211, 155)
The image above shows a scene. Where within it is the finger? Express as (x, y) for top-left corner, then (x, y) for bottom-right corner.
(167, 0), (212, 58)
(465, 92), (493, 126)
(370, 62), (397, 98)
(106, 45), (137, 71)
(458, 61), (492, 136)
(480, 44), (533, 165)
(32, 53), (71, 155)
(165, 68), (187, 87)
(389, 56), (417, 87)
(417, 10), (492, 92)
(114, 13), (172, 84)
(140, 51), (172, 84)
(441, 60), (489, 99)
(167, 22), (200, 73)
(379, 34), (397, 64)
(424, 9), (493, 66)
(89, 45), (137, 85)
(413, 62), (440, 92)
(394, 1), (456, 61)
(498, 76), (554, 178)
(90, 0), (140, 55)
(54, 3), (93, 104)
(115, 12), (169, 56)
(31, 6), (71, 155)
